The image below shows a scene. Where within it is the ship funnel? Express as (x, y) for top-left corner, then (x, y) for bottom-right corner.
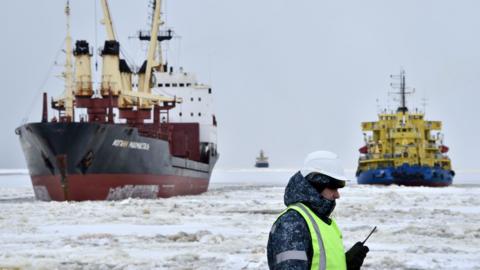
(74, 40), (93, 97)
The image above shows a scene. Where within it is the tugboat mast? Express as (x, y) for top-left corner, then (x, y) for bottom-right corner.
(399, 70), (406, 112)
(391, 69), (413, 113)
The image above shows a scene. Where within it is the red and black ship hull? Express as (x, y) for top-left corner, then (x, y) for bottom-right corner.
(16, 122), (218, 201)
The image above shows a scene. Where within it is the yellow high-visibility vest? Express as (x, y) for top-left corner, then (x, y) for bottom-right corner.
(277, 203), (346, 270)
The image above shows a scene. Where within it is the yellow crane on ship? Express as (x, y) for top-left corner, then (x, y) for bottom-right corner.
(52, 0), (181, 121)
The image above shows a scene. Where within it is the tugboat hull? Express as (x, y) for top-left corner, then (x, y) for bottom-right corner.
(357, 164), (453, 187)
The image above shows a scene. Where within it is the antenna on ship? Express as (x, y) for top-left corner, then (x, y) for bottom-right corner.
(421, 97), (428, 114)
(390, 68), (415, 114)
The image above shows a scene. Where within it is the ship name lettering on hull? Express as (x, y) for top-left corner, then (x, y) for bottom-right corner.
(112, 139), (150, 151)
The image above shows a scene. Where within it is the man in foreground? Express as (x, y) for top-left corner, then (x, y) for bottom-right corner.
(267, 151), (369, 270)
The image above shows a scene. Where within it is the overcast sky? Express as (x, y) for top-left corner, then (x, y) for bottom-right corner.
(1, 0), (479, 171)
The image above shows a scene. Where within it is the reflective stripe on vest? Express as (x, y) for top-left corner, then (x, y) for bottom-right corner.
(276, 250), (308, 264)
(277, 203), (346, 270)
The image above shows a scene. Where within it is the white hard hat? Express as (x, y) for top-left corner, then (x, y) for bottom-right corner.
(300, 150), (348, 181)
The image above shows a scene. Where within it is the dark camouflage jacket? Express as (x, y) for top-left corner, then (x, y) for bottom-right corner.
(267, 171), (337, 270)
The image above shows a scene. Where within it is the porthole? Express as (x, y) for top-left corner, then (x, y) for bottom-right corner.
(190, 112), (194, 117)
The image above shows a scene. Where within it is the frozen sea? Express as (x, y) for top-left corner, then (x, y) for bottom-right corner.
(0, 169), (479, 270)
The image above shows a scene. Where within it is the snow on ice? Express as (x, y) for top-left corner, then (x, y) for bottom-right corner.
(0, 171), (479, 269)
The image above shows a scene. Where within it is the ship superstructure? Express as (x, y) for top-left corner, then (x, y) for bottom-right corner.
(356, 70), (454, 186)
(15, 0), (218, 201)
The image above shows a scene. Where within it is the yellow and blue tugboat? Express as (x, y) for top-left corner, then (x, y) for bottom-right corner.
(356, 70), (454, 187)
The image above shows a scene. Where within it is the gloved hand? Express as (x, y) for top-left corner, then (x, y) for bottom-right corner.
(345, 242), (369, 270)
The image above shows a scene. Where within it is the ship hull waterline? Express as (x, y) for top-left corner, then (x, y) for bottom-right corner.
(16, 122), (217, 201)
(32, 174), (209, 201)
(255, 163), (269, 168)
(356, 166), (453, 187)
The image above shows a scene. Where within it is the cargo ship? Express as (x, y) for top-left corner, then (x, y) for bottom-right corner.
(15, 0), (218, 201)
(356, 70), (454, 187)
(255, 150), (269, 168)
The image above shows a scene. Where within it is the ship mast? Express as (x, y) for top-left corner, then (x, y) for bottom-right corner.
(64, 0), (74, 119)
(391, 69), (414, 113)
(399, 69), (407, 112)
(143, 0), (163, 92)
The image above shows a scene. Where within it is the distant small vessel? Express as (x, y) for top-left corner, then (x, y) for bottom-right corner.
(356, 69), (454, 187)
(255, 150), (269, 168)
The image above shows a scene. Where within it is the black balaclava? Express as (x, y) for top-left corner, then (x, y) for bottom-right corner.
(305, 173), (339, 224)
